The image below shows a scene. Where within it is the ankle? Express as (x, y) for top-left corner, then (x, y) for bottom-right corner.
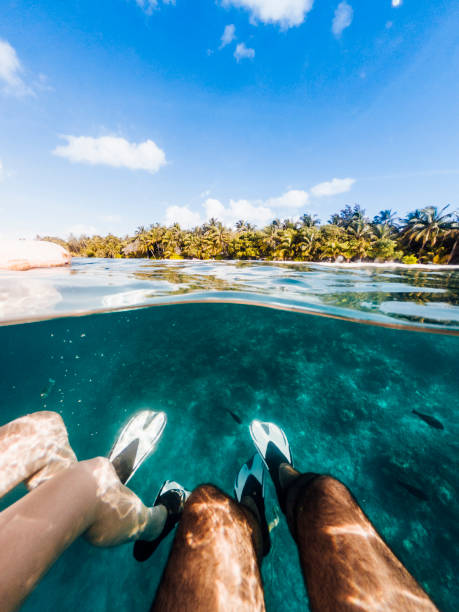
(143, 504), (168, 540)
(283, 472), (321, 538)
(239, 501), (265, 560)
(279, 463), (301, 491)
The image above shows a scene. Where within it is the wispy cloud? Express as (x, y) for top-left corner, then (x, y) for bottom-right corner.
(68, 224), (98, 236)
(134, 0), (175, 15)
(53, 135), (167, 173)
(234, 42), (255, 62)
(310, 177), (355, 197)
(0, 39), (33, 97)
(332, 2), (354, 37)
(222, 0), (314, 29)
(220, 24), (236, 49)
(0, 160), (4, 181)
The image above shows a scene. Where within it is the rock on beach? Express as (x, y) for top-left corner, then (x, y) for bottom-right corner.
(0, 240), (71, 271)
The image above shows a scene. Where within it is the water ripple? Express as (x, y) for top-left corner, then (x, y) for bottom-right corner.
(1, 258), (458, 331)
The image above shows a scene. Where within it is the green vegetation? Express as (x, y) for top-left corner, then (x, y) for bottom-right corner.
(40, 205), (459, 264)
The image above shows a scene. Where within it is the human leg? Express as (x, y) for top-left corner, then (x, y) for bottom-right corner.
(152, 484), (266, 612)
(0, 457), (167, 611)
(0, 410), (172, 611)
(285, 473), (438, 612)
(0, 411), (77, 497)
(250, 420), (438, 612)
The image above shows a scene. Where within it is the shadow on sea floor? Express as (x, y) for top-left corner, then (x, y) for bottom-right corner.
(0, 303), (458, 611)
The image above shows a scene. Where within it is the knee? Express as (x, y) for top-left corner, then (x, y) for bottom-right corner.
(301, 475), (358, 519)
(28, 410), (64, 424)
(183, 484), (236, 527)
(188, 484), (229, 508)
(25, 411), (67, 435)
(82, 456), (119, 485)
(5, 411), (68, 443)
(309, 475), (350, 499)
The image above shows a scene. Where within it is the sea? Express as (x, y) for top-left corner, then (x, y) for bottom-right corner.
(0, 259), (458, 611)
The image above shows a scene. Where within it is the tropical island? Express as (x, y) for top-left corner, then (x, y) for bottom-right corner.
(42, 204), (459, 265)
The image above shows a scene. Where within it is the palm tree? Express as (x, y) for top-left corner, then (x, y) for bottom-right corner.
(404, 205), (453, 248)
(295, 227), (318, 260)
(205, 221), (231, 258)
(273, 228), (296, 260)
(373, 209), (399, 227)
(262, 224), (281, 257)
(372, 223), (393, 240)
(347, 219), (373, 240)
(446, 214), (459, 264)
(300, 213), (320, 228)
(347, 220), (374, 261)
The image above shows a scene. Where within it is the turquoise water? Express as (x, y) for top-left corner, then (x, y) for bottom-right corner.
(0, 260), (458, 611)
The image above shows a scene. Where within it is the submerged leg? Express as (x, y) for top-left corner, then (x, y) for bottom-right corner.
(249, 420), (438, 612)
(0, 411), (77, 497)
(284, 472), (439, 612)
(153, 484), (266, 612)
(0, 458), (166, 612)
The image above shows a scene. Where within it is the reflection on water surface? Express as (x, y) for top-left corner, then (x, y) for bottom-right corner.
(0, 258), (459, 330)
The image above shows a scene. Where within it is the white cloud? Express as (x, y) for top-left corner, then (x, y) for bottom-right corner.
(332, 2), (354, 37)
(392, 0), (402, 7)
(222, 0), (314, 29)
(135, 0), (175, 14)
(266, 189), (309, 208)
(165, 197), (274, 229)
(165, 180), (352, 229)
(220, 24), (236, 49)
(165, 205), (202, 228)
(310, 177), (355, 197)
(205, 198), (273, 226)
(53, 135), (167, 173)
(0, 39), (33, 96)
(234, 43), (255, 62)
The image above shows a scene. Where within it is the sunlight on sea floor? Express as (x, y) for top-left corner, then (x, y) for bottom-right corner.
(0, 261), (458, 612)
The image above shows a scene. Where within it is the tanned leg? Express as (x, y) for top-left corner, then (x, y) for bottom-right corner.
(284, 473), (438, 612)
(153, 484), (266, 612)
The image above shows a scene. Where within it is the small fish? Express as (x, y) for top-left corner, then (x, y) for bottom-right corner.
(226, 409), (242, 425)
(412, 410), (444, 430)
(268, 506), (280, 533)
(40, 378), (56, 399)
(396, 480), (429, 502)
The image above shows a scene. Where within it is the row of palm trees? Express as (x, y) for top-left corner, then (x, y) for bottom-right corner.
(41, 205), (459, 264)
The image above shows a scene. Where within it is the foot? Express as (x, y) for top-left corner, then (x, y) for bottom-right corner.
(108, 410), (167, 485)
(134, 480), (190, 562)
(249, 420), (294, 512)
(234, 454), (270, 556)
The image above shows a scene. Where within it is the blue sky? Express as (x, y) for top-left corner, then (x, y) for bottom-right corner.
(0, 0), (458, 237)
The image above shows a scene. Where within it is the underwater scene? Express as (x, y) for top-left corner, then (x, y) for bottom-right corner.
(0, 260), (458, 611)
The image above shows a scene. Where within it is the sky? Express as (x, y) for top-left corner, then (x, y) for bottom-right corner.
(0, 0), (458, 238)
